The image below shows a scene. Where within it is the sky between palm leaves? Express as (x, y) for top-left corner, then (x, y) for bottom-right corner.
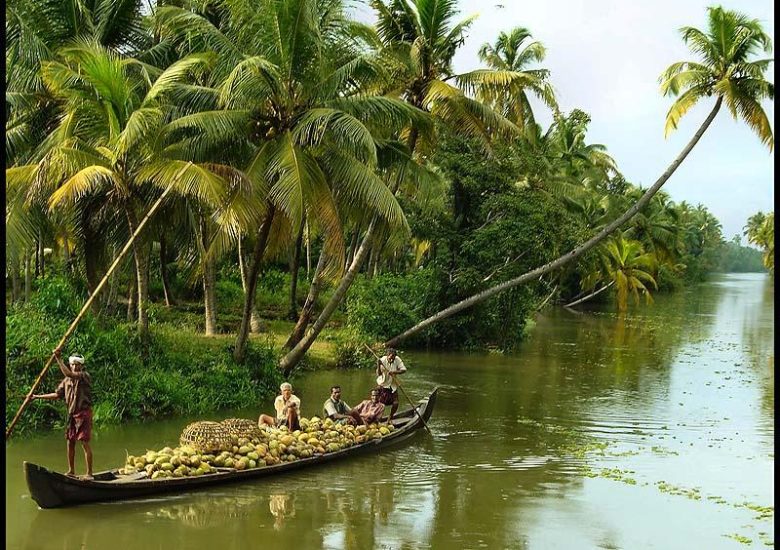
(354, 0), (774, 244)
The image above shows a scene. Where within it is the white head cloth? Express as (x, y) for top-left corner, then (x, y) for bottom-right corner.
(69, 354), (85, 365)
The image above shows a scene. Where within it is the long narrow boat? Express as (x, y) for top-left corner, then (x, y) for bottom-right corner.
(25, 387), (438, 509)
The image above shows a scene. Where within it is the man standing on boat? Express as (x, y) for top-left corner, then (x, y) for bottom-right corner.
(31, 348), (94, 480)
(376, 348), (406, 421)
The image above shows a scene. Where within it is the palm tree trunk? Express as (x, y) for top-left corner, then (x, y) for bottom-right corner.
(136, 245), (151, 337)
(288, 223), (305, 320)
(198, 215), (218, 336)
(127, 277), (137, 322)
(24, 250), (32, 302)
(305, 221), (311, 279)
(34, 240), (40, 279)
(238, 237), (263, 333)
(385, 97), (723, 347)
(10, 257), (21, 303)
(285, 247), (327, 349)
(279, 217), (377, 375)
(159, 235), (173, 307)
(346, 224), (361, 271)
(203, 254), (218, 335)
(125, 207), (150, 338)
(38, 234), (45, 279)
(234, 205), (276, 363)
(563, 281), (615, 308)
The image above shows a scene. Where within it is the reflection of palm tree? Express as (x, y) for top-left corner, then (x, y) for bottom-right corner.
(740, 274), (774, 416)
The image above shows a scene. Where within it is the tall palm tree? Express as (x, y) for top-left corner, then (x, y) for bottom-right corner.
(370, 0), (524, 151)
(278, 0), (531, 373)
(386, 6), (774, 347)
(477, 26), (558, 130)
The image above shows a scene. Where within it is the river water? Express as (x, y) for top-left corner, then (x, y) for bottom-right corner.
(5, 273), (774, 549)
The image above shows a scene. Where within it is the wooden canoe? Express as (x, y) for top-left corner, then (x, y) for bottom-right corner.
(24, 387), (438, 509)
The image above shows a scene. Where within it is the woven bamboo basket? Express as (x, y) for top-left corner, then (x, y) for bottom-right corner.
(220, 418), (264, 441)
(179, 421), (233, 453)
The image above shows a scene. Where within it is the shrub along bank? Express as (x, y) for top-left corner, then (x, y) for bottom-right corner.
(5, 276), (282, 437)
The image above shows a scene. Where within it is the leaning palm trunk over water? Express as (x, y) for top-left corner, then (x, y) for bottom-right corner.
(279, 218), (378, 375)
(564, 281), (615, 309)
(386, 98), (723, 347)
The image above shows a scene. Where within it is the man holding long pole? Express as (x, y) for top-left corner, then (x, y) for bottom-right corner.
(375, 348), (407, 421)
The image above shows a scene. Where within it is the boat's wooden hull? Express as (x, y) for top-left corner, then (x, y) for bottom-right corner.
(25, 387), (438, 509)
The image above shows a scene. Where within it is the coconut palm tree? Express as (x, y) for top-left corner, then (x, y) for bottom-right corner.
(370, 0), (526, 151)
(278, 0), (533, 373)
(386, 5), (774, 347)
(5, 0), (153, 293)
(155, 0), (419, 362)
(477, 26), (558, 130)
(744, 211), (774, 272)
(6, 44), (232, 338)
(580, 236), (658, 312)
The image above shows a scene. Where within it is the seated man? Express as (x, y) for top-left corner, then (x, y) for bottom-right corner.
(352, 388), (386, 425)
(259, 382), (301, 431)
(323, 385), (364, 425)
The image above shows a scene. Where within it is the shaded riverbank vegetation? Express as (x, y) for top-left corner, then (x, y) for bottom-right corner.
(5, 0), (772, 433)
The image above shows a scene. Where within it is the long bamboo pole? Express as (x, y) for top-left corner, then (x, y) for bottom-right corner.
(362, 343), (432, 435)
(5, 165), (190, 440)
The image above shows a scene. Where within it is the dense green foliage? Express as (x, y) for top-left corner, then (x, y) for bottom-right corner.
(5, 1), (773, 433)
(717, 237), (766, 273)
(744, 211), (774, 272)
(6, 276), (281, 435)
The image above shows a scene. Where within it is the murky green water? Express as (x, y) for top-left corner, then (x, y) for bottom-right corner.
(6, 273), (774, 549)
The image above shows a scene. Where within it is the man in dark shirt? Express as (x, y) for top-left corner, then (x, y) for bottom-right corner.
(32, 348), (93, 479)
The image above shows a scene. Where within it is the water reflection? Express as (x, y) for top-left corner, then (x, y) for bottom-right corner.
(8, 274), (774, 550)
(269, 493), (294, 530)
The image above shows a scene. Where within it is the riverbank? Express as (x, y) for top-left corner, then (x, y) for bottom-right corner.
(6, 273), (773, 549)
(4, 302), (355, 437)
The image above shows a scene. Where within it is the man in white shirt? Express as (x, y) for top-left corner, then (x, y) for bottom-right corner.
(376, 348), (407, 420)
(259, 382), (301, 430)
